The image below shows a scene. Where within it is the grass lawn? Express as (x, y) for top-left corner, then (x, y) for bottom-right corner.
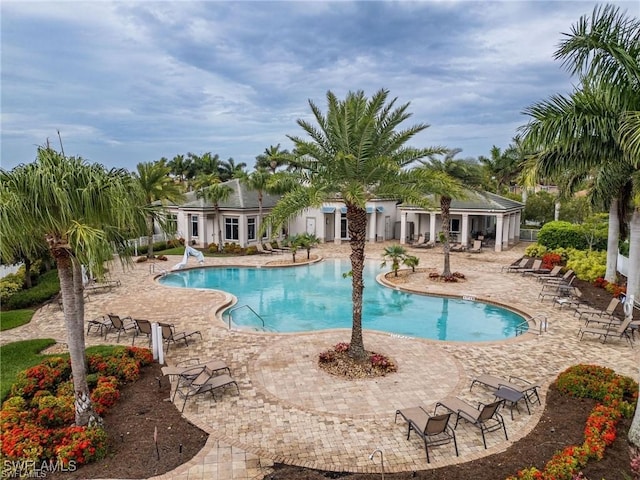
(0, 309), (35, 331)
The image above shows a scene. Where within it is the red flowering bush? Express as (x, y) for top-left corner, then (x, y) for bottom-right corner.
(318, 351), (335, 363)
(0, 347), (153, 468)
(90, 376), (120, 416)
(55, 425), (107, 466)
(334, 342), (350, 353)
(452, 272), (466, 279)
(541, 252), (563, 271)
(507, 364), (637, 480)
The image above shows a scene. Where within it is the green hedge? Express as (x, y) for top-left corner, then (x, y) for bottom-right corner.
(537, 221), (607, 251)
(3, 270), (60, 310)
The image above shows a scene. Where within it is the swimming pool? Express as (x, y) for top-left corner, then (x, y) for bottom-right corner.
(158, 259), (527, 341)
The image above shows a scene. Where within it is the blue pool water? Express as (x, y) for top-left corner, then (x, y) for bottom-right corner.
(158, 259), (526, 341)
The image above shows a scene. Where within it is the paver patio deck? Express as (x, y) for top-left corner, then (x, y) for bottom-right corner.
(2, 242), (638, 480)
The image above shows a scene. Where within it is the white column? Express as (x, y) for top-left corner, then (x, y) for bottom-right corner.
(399, 212), (407, 245)
(515, 211), (521, 241)
(429, 213), (437, 244)
(461, 213), (469, 247)
(369, 210), (377, 242)
(508, 213), (516, 244)
(334, 211), (341, 245)
(495, 214), (504, 252)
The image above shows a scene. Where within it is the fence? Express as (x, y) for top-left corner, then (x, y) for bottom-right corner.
(519, 228), (539, 242)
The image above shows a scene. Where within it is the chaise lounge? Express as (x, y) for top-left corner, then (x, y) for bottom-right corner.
(394, 407), (458, 463)
(435, 397), (507, 449)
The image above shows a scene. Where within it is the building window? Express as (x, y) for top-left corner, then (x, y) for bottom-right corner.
(340, 213), (349, 239)
(450, 218), (460, 233)
(225, 217), (239, 241)
(191, 215), (199, 238)
(247, 217), (256, 241)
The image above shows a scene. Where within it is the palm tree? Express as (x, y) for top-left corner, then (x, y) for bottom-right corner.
(197, 182), (233, 250)
(519, 3), (640, 449)
(255, 144), (292, 173)
(167, 154), (192, 184)
(239, 168), (272, 239)
(421, 149), (478, 277)
(0, 147), (147, 426)
(403, 254), (420, 272)
(298, 232), (320, 259)
(263, 89), (453, 360)
(134, 160), (184, 258)
(219, 158), (247, 181)
(381, 244), (407, 277)
(479, 140), (526, 195)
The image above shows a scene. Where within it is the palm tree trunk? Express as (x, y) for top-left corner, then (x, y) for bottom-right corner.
(627, 208), (640, 301)
(215, 205), (223, 252)
(146, 216), (155, 258)
(604, 198), (619, 283)
(22, 256), (33, 289)
(441, 197), (452, 277)
(347, 206), (367, 360)
(55, 251), (102, 427)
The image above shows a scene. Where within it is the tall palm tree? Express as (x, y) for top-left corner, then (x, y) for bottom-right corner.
(239, 168), (272, 240)
(520, 3), (640, 449)
(219, 158), (247, 181)
(421, 149), (478, 277)
(197, 182), (234, 251)
(134, 160), (184, 258)
(167, 154), (192, 184)
(263, 89), (453, 360)
(0, 147), (147, 426)
(255, 144), (292, 173)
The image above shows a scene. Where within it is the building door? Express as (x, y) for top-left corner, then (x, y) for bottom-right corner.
(384, 216), (391, 241)
(306, 217), (316, 235)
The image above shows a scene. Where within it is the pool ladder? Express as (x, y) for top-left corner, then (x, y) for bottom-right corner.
(225, 305), (267, 330)
(515, 314), (548, 336)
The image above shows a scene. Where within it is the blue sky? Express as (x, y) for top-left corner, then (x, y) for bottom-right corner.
(1, 1), (637, 172)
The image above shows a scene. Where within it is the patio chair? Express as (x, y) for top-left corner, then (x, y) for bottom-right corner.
(435, 397), (507, 449)
(394, 407), (458, 463)
(132, 318), (153, 347)
(575, 297), (620, 322)
(276, 239), (291, 251)
(519, 259), (542, 276)
(173, 365), (239, 412)
(468, 240), (482, 253)
(578, 315), (634, 346)
(502, 258), (529, 273)
(263, 242), (283, 254)
(159, 323), (202, 352)
(537, 275), (576, 302)
(553, 288), (586, 310)
(469, 374), (541, 411)
(162, 358), (231, 400)
(107, 313), (137, 342)
(531, 265), (562, 281)
(255, 243), (273, 255)
(86, 315), (111, 336)
(539, 269), (574, 286)
(449, 243), (466, 252)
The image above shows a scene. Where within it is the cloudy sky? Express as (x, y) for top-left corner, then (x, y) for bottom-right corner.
(1, 1), (637, 172)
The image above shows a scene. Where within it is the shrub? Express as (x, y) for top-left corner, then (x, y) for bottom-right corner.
(524, 244), (547, 257)
(537, 221), (607, 251)
(208, 243), (219, 253)
(541, 252), (563, 270)
(4, 270), (60, 310)
(508, 365), (637, 480)
(565, 249), (606, 282)
(135, 256), (148, 263)
(0, 275), (23, 302)
(55, 425), (107, 466)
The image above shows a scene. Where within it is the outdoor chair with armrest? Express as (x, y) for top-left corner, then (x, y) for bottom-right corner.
(86, 315), (111, 336)
(578, 316), (634, 347)
(520, 259), (542, 276)
(159, 323), (202, 352)
(394, 407), (458, 463)
(435, 397), (507, 449)
(531, 265), (562, 281)
(132, 318), (153, 347)
(106, 313), (137, 342)
(574, 297), (620, 321)
(502, 258), (529, 273)
(469, 374), (541, 412)
(162, 358), (231, 401)
(173, 365), (239, 412)
(538, 269), (574, 285)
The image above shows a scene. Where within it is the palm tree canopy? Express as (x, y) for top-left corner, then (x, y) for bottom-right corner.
(135, 160), (184, 205)
(265, 89), (450, 229)
(1, 147), (148, 276)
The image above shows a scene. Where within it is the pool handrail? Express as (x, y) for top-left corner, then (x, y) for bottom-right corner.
(225, 304), (265, 330)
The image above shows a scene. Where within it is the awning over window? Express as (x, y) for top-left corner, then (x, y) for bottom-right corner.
(321, 206), (336, 213)
(340, 207), (348, 214)
(376, 206), (384, 213)
(366, 206), (374, 214)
